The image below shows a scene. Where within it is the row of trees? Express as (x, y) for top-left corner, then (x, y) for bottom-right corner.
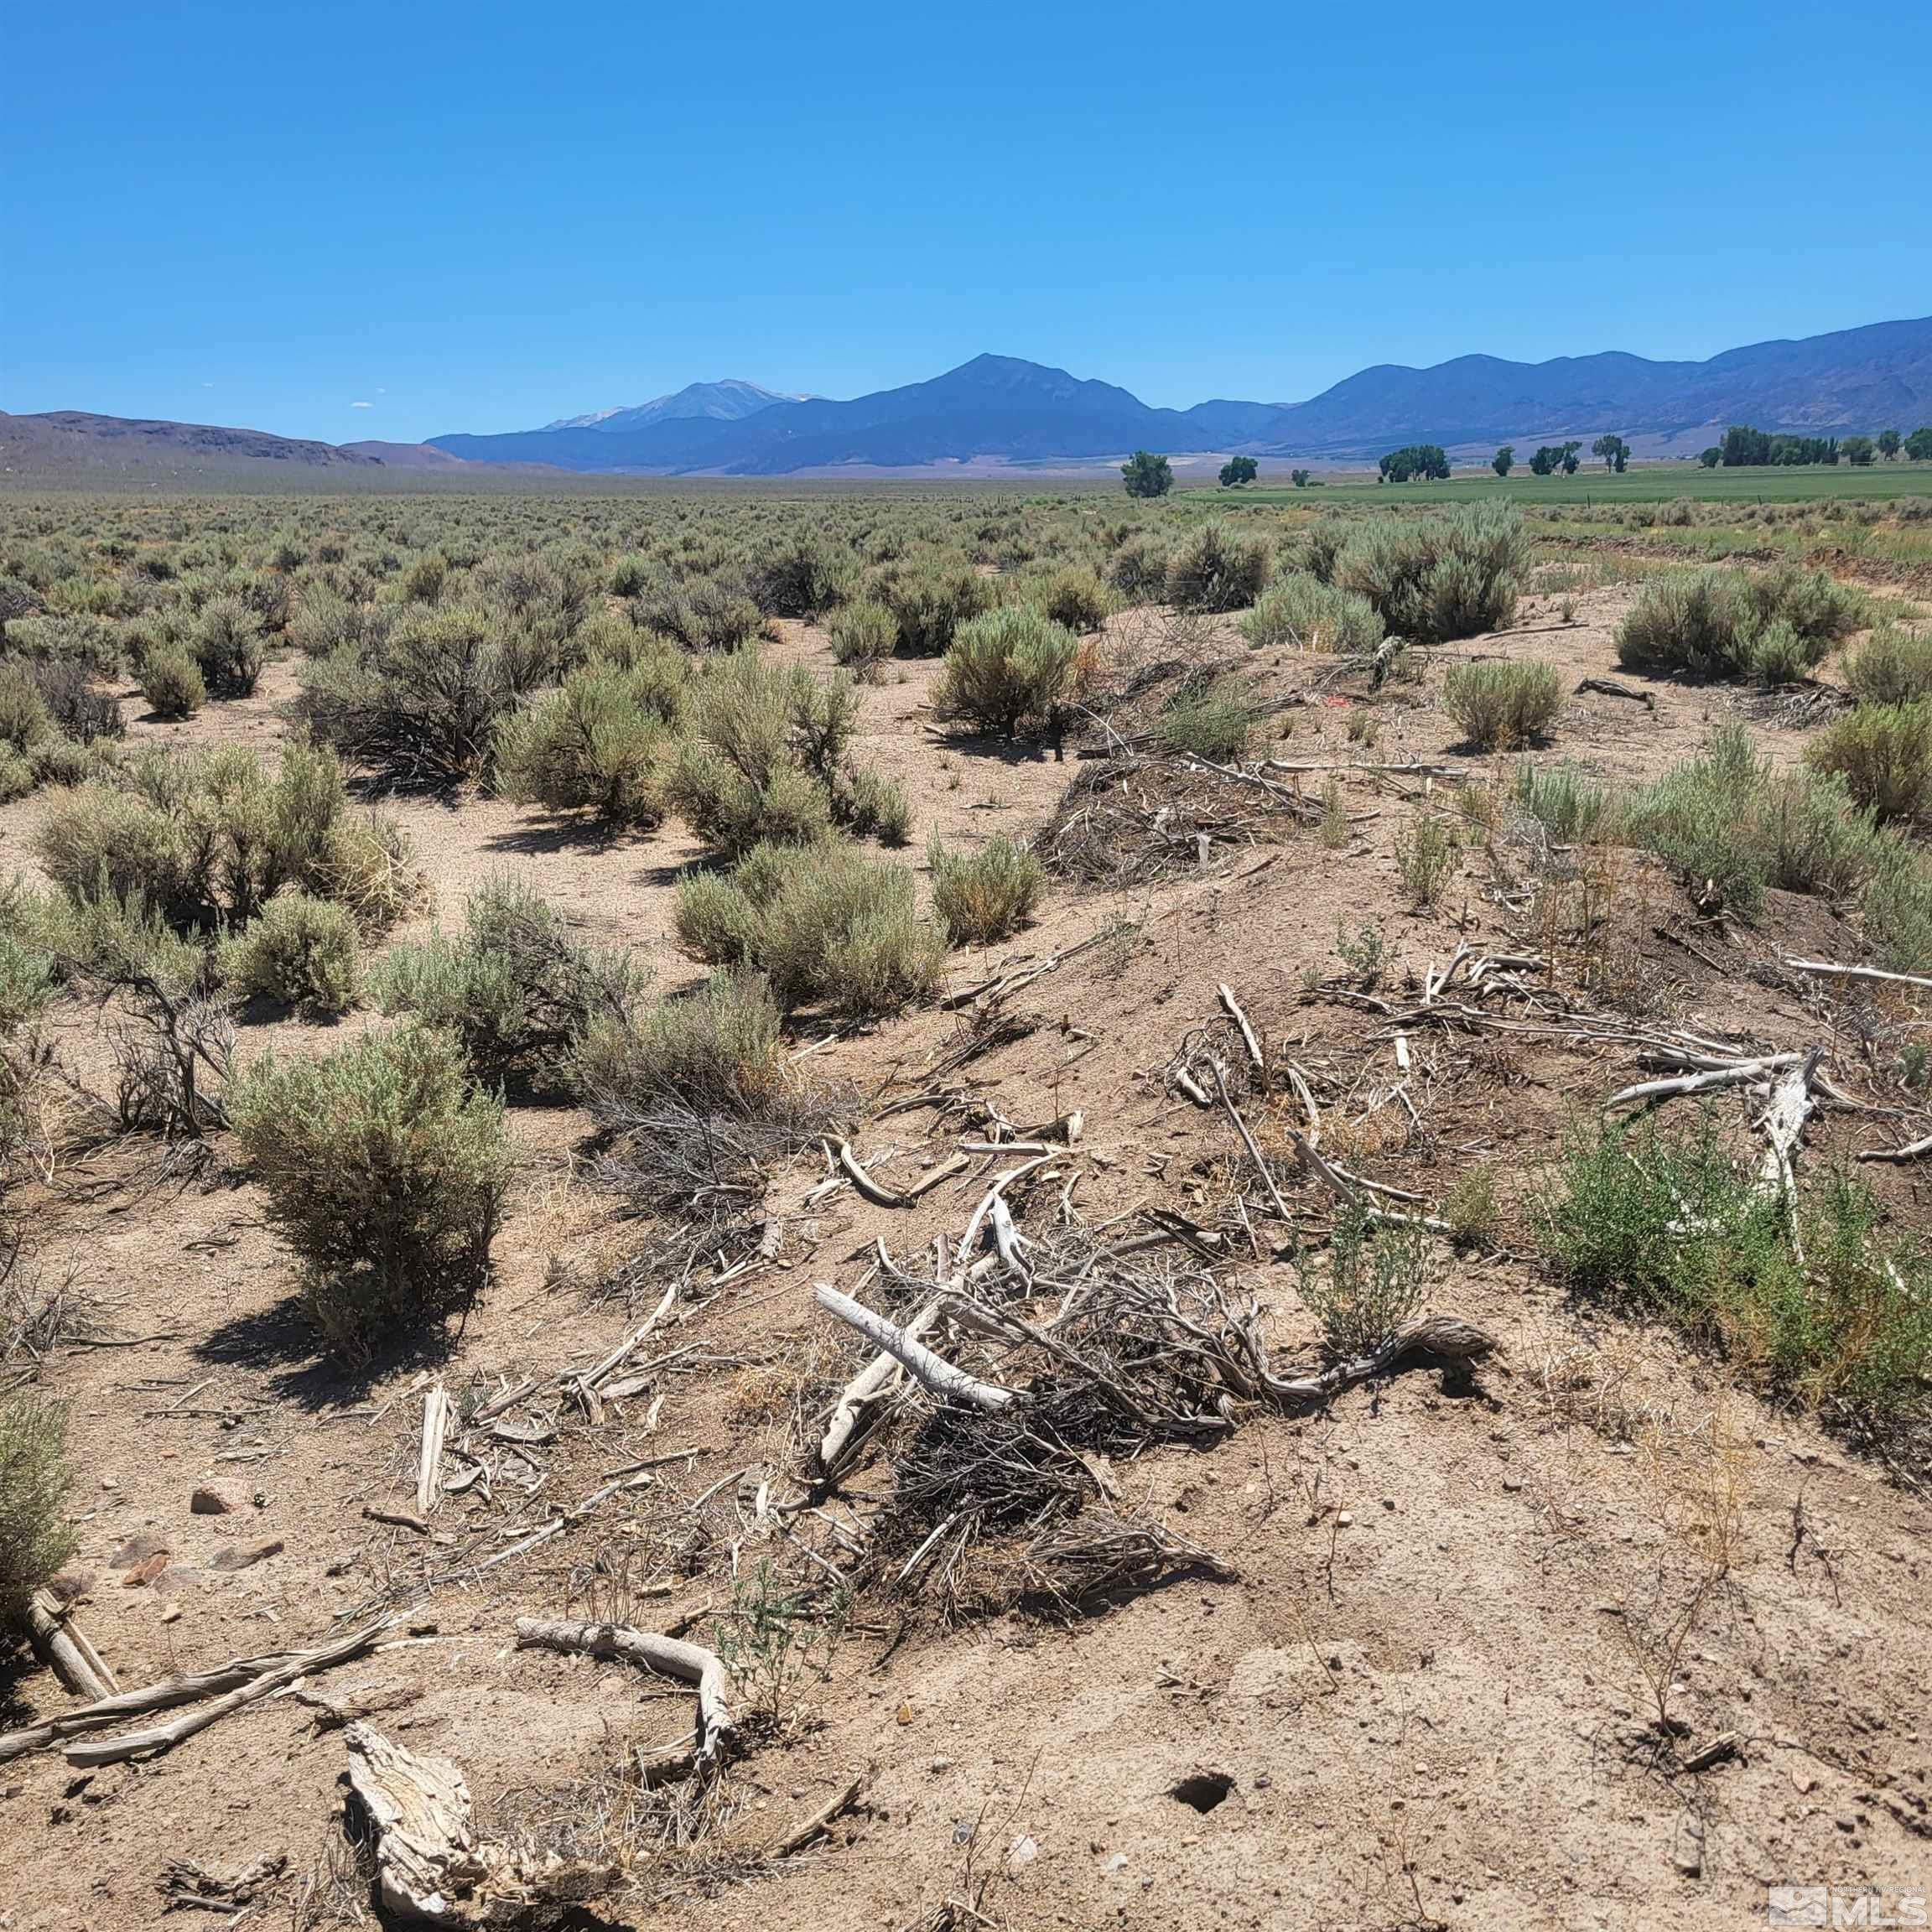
(1703, 424), (1932, 469)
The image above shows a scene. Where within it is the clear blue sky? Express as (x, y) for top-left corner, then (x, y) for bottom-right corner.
(6, 0), (1928, 443)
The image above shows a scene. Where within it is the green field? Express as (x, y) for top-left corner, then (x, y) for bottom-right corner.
(1204, 461), (1932, 508)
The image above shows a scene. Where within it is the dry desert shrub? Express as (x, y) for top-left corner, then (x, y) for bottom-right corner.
(927, 835), (1045, 945)
(1441, 659), (1562, 749)
(217, 891), (361, 1015)
(933, 605), (1080, 739)
(0, 1391), (75, 1631)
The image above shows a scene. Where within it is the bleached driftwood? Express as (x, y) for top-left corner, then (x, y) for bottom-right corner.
(1755, 1046), (1823, 1211)
(1857, 1130), (1932, 1165)
(813, 1284), (1023, 1413)
(1784, 958), (1932, 995)
(29, 1589), (117, 1700)
(1607, 1053), (1800, 1109)
(0, 1619), (395, 1768)
(818, 1296), (942, 1475)
(418, 1384), (451, 1519)
(1218, 984), (1264, 1069)
(344, 1722), (616, 1926)
(514, 1617), (735, 1768)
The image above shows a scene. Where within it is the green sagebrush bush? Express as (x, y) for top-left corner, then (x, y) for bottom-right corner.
(1805, 700), (1932, 823)
(1627, 722), (1910, 923)
(669, 648), (905, 857)
(1163, 521), (1271, 614)
(750, 532), (855, 619)
(228, 1023), (509, 1361)
(674, 839), (944, 1019)
(1105, 532), (1170, 604)
(0, 663), (51, 756)
(1541, 1112), (1932, 1420)
(933, 605), (1079, 739)
(140, 647), (205, 719)
(1844, 624), (1932, 707)
(573, 968), (787, 1117)
(30, 657), (122, 745)
(1041, 567), (1112, 635)
(1242, 571), (1384, 654)
(1615, 565), (1861, 681)
(1441, 660), (1562, 749)
(373, 878), (643, 1093)
(0, 1393), (75, 1632)
(1512, 759), (1617, 844)
(218, 891), (361, 1015)
(34, 743), (415, 938)
(294, 604), (561, 789)
(828, 599), (899, 681)
(1157, 678), (1252, 761)
(1335, 503), (1530, 642)
(639, 575), (761, 653)
(927, 835), (1045, 945)
(190, 595), (267, 697)
(875, 558), (994, 656)
(494, 653), (684, 828)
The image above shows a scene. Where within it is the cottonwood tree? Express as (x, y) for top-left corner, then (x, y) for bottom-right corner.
(1591, 434), (1629, 472)
(1218, 455), (1259, 488)
(1908, 428), (1932, 460)
(1842, 435), (1876, 466)
(1492, 445), (1514, 477)
(1878, 428), (1901, 460)
(1378, 444), (1450, 482)
(1122, 450), (1173, 498)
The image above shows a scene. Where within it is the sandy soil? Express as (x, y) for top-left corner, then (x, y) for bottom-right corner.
(4, 586), (1930, 1932)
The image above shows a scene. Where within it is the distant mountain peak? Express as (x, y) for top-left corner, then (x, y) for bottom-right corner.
(544, 378), (808, 434)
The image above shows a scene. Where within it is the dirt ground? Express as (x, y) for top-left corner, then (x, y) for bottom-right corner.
(4, 582), (1931, 1932)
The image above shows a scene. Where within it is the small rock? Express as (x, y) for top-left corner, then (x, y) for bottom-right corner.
(209, 1538), (284, 1572)
(122, 1553), (169, 1588)
(1792, 1769), (1817, 1795)
(927, 1758), (951, 1774)
(160, 1605), (181, 1624)
(1105, 1852), (1129, 1873)
(1502, 1478), (1524, 1493)
(1007, 1834), (1037, 1875)
(110, 1532), (169, 1568)
(1336, 1511), (1353, 1529)
(190, 1485), (237, 1516)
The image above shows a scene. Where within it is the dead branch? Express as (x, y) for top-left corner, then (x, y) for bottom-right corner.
(1784, 958), (1932, 995)
(1253, 1314), (1498, 1405)
(770, 1769), (870, 1856)
(813, 1284), (1025, 1413)
(513, 1617), (734, 1768)
(417, 1384), (451, 1519)
(1856, 1130), (1932, 1165)
(29, 1588), (118, 1700)
(818, 1296), (943, 1477)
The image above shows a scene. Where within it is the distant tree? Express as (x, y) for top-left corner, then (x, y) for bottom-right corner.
(1121, 450), (1173, 499)
(1699, 446), (1722, 469)
(1492, 445), (1514, 478)
(1842, 434), (1876, 467)
(1908, 428), (1932, 461)
(1591, 434), (1629, 472)
(1877, 428), (1902, 460)
(1291, 469), (1311, 488)
(1378, 444), (1451, 483)
(1218, 455), (1259, 489)
(1560, 442), (1581, 475)
(1528, 446), (1558, 476)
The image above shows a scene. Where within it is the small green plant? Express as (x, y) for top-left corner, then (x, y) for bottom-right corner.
(1334, 917), (1388, 988)
(1394, 812), (1461, 908)
(1041, 567), (1111, 635)
(1318, 776), (1350, 848)
(1615, 565), (1860, 681)
(229, 1023), (510, 1361)
(1513, 760), (1617, 843)
(0, 1393), (75, 1631)
(1157, 678), (1251, 761)
(1441, 661), (1562, 750)
(712, 1555), (849, 1732)
(1335, 504), (1530, 642)
(1442, 1164), (1499, 1246)
(875, 559), (993, 657)
(927, 835), (1046, 945)
(218, 892), (361, 1015)
(1296, 1201), (1427, 1358)
(573, 969), (788, 1116)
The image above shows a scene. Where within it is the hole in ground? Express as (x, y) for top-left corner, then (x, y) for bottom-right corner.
(1168, 1771), (1234, 1814)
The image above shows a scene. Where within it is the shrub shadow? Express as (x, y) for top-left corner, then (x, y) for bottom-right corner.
(194, 1293), (459, 1411)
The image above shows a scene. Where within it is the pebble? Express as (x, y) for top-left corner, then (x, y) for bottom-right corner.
(190, 1485), (236, 1515)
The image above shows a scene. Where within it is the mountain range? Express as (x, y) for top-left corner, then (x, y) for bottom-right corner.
(6, 316), (1929, 481)
(430, 318), (1932, 475)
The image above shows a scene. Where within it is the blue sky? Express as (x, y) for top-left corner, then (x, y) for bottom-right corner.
(6, 0), (1929, 443)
